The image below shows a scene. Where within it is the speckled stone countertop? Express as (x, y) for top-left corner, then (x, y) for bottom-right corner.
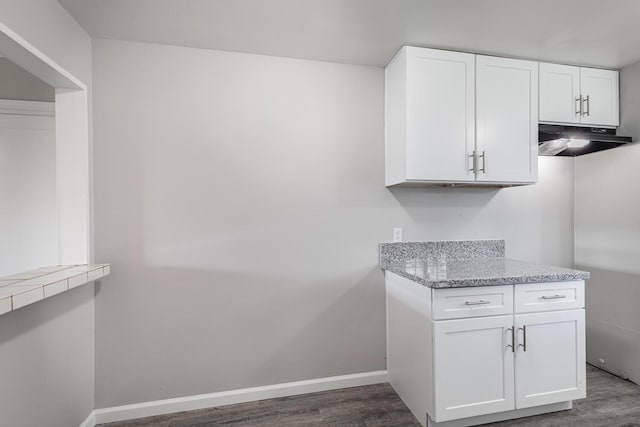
(380, 240), (589, 288)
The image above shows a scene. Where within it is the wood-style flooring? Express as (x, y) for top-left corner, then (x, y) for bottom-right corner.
(99, 365), (640, 426)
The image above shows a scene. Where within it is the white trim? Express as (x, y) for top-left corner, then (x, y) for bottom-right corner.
(78, 410), (95, 427)
(94, 370), (388, 425)
(427, 401), (572, 427)
(0, 21), (86, 90)
(55, 88), (90, 265)
(0, 99), (54, 116)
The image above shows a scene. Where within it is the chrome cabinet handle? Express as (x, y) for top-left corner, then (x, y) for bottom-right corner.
(518, 326), (527, 352)
(465, 300), (490, 306)
(469, 151), (476, 173)
(575, 97), (582, 115)
(582, 95), (590, 116)
(541, 294), (566, 300)
(507, 327), (515, 352)
(479, 151), (486, 174)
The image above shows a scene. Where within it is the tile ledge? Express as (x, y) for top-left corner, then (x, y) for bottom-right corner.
(0, 264), (111, 316)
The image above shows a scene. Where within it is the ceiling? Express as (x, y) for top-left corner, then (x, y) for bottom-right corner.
(59, 0), (640, 69)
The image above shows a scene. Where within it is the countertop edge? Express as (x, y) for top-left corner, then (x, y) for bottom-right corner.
(382, 265), (590, 289)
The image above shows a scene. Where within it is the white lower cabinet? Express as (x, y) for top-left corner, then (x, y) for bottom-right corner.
(433, 315), (515, 421)
(515, 310), (586, 409)
(385, 272), (586, 427)
(433, 310), (586, 423)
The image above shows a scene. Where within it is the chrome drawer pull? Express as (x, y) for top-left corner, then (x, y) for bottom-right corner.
(465, 300), (491, 306)
(541, 294), (566, 300)
(507, 327), (515, 353)
(583, 95), (590, 116)
(575, 97), (582, 115)
(519, 326), (527, 352)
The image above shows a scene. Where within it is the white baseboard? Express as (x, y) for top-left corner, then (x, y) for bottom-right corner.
(78, 410), (96, 427)
(94, 370), (388, 425)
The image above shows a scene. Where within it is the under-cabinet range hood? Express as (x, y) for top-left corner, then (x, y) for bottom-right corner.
(538, 124), (632, 156)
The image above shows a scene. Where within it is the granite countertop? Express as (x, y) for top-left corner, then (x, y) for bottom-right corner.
(380, 240), (589, 288)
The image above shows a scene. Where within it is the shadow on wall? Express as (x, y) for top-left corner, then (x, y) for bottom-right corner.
(246, 267), (385, 384)
(0, 283), (95, 427)
(381, 157), (576, 267)
(0, 283), (94, 347)
(386, 185), (509, 248)
(577, 264), (640, 386)
(93, 264), (386, 405)
(388, 186), (500, 221)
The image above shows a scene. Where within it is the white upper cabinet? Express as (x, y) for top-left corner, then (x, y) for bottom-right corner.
(539, 63), (619, 127)
(476, 55), (538, 184)
(580, 67), (620, 126)
(407, 48), (475, 183)
(385, 47), (537, 187)
(539, 63), (581, 124)
(386, 47), (475, 185)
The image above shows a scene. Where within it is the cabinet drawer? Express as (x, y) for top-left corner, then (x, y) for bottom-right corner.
(514, 281), (584, 313)
(432, 285), (514, 320)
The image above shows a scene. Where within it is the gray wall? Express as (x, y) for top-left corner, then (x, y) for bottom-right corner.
(0, 114), (57, 276)
(0, 2), (94, 427)
(0, 58), (54, 101)
(0, 286), (94, 427)
(93, 38), (576, 408)
(575, 60), (640, 384)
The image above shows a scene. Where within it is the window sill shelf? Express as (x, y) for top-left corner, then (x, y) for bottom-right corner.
(0, 264), (110, 315)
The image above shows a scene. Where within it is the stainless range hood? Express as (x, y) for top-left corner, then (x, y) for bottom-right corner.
(538, 124), (632, 156)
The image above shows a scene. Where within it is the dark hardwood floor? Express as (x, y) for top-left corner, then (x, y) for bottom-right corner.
(99, 365), (640, 426)
(486, 365), (640, 427)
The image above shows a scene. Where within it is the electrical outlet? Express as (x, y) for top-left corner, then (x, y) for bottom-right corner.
(393, 227), (403, 242)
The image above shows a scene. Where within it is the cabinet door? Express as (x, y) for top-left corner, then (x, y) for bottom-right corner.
(515, 309), (586, 409)
(433, 315), (515, 422)
(476, 55), (538, 184)
(539, 63), (581, 124)
(405, 47), (475, 182)
(580, 67), (619, 126)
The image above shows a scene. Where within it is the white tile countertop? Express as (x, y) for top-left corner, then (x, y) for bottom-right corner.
(0, 264), (110, 316)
